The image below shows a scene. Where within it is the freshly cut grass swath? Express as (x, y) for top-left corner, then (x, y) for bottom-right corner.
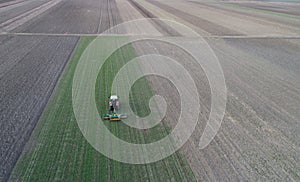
(10, 37), (195, 181)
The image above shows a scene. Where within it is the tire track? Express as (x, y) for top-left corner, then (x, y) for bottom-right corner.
(97, 0), (123, 34)
(0, 0), (26, 8)
(0, 0), (62, 32)
(127, 0), (180, 36)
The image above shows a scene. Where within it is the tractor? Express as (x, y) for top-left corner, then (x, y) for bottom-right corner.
(102, 95), (127, 121)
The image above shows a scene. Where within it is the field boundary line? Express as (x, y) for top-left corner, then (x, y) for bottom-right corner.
(1, 32), (300, 39)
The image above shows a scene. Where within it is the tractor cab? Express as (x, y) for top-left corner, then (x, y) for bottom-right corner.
(109, 95), (119, 111)
(109, 95), (118, 101)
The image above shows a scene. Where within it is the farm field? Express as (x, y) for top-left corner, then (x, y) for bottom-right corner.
(0, 0), (299, 181)
(9, 37), (194, 181)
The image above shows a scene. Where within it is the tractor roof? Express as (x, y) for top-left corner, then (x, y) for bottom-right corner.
(110, 95), (118, 100)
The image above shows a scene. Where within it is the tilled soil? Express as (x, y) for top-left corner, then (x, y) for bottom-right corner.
(0, 0), (49, 24)
(1, 0), (123, 34)
(146, 0), (244, 36)
(132, 37), (300, 181)
(148, 0), (300, 36)
(226, 1), (300, 16)
(0, 35), (78, 181)
(13, 0), (104, 33)
(127, 0), (300, 180)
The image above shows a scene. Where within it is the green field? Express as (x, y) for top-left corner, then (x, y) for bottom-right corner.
(10, 37), (195, 181)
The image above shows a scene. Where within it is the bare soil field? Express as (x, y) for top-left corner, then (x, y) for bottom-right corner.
(0, 0), (49, 24)
(226, 1), (300, 16)
(145, 0), (300, 36)
(16, 0), (122, 34)
(122, 0), (300, 180)
(133, 38), (300, 180)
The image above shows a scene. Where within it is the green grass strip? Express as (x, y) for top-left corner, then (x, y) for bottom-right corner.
(10, 36), (195, 181)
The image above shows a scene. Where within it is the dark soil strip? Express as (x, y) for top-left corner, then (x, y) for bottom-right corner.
(128, 0), (181, 36)
(146, 0), (244, 36)
(108, 0), (123, 32)
(96, 0), (123, 33)
(0, 36), (79, 181)
(15, 0), (102, 34)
